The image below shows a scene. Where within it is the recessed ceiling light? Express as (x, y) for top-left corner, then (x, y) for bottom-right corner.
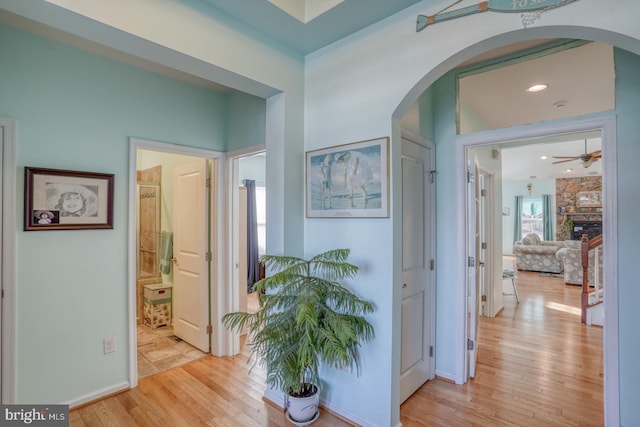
(526, 83), (548, 92)
(565, 168), (573, 172)
(540, 155), (547, 160)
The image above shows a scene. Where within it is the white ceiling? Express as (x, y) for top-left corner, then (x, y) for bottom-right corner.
(196, 0), (423, 54)
(459, 42), (615, 133)
(497, 135), (602, 182)
(459, 41), (612, 182)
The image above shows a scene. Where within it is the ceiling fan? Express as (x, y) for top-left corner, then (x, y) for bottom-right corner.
(552, 139), (602, 168)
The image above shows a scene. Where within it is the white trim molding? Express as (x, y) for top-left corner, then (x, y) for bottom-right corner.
(1, 118), (17, 404)
(456, 115), (619, 427)
(65, 381), (129, 409)
(127, 137), (225, 389)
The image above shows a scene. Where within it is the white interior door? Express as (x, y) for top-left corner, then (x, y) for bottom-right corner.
(400, 137), (435, 403)
(467, 151), (481, 379)
(173, 160), (210, 353)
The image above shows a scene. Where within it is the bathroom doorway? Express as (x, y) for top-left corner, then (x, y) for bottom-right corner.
(133, 146), (215, 379)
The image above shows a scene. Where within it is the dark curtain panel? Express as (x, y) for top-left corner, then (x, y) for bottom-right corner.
(542, 194), (553, 241)
(243, 179), (260, 292)
(513, 195), (523, 249)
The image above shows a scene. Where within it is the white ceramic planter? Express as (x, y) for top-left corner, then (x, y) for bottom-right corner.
(286, 385), (320, 425)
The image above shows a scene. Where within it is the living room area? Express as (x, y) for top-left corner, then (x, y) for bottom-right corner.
(495, 134), (605, 326)
(458, 40), (611, 323)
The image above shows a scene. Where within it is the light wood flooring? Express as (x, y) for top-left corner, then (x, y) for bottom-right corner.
(400, 269), (603, 426)
(72, 274), (602, 426)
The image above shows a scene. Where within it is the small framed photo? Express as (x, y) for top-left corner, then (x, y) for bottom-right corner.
(24, 167), (114, 231)
(306, 137), (389, 218)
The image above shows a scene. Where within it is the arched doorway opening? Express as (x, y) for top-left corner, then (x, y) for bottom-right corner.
(391, 28), (637, 425)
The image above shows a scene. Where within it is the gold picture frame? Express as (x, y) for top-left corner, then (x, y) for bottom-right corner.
(576, 190), (602, 208)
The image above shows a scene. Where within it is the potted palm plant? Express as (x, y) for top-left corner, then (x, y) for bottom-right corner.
(222, 248), (375, 426)
(557, 217), (574, 241)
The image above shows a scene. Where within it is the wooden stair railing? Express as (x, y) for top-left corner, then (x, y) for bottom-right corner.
(581, 233), (603, 324)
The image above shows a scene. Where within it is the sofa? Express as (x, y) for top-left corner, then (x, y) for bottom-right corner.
(513, 233), (565, 273)
(556, 240), (603, 286)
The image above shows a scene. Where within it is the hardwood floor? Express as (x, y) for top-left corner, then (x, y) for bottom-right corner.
(71, 271), (602, 426)
(70, 336), (352, 427)
(400, 269), (603, 427)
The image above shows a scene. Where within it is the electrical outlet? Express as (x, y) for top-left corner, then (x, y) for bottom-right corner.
(103, 337), (116, 354)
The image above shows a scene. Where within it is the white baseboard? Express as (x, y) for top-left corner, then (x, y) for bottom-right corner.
(319, 398), (378, 427)
(264, 388), (379, 426)
(263, 388), (285, 408)
(435, 369), (458, 383)
(65, 381), (130, 408)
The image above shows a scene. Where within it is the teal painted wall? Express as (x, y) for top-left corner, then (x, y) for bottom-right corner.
(431, 71), (460, 376)
(227, 92), (266, 151)
(613, 47), (640, 427)
(0, 23), (234, 403)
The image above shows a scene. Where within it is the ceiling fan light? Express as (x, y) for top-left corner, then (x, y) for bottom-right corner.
(526, 83), (548, 92)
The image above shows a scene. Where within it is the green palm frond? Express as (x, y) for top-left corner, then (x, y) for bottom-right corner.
(221, 248), (375, 396)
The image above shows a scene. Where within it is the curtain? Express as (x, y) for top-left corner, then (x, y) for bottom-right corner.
(513, 195), (523, 248)
(542, 194), (553, 241)
(243, 179), (260, 292)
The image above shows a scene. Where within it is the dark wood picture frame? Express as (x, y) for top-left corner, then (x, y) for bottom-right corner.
(24, 167), (114, 231)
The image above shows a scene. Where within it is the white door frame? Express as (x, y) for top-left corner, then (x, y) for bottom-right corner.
(477, 166), (495, 318)
(465, 151), (479, 380)
(224, 145), (265, 356)
(456, 115), (619, 426)
(127, 138), (225, 388)
(0, 118), (17, 403)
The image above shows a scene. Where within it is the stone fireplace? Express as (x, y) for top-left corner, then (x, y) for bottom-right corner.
(556, 176), (602, 240)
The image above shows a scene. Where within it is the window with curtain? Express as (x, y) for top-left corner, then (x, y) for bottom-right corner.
(521, 197), (543, 239)
(255, 186), (266, 255)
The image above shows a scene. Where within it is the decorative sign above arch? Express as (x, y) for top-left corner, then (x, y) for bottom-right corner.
(416, 0), (579, 32)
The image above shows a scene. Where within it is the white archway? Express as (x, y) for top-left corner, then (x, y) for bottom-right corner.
(391, 28), (633, 427)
